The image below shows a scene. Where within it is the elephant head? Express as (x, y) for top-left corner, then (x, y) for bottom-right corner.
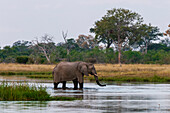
(78, 62), (106, 87)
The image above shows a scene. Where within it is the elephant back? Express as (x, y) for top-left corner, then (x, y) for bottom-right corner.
(53, 62), (78, 82)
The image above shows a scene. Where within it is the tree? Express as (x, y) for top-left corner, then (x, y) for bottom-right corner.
(91, 8), (143, 66)
(62, 31), (70, 56)
(61, 31), (80, 61)
(12, 40), (32, 56)
(148, 43), (170, 51)
(13, 40), (31, 47)
(132, 24), (163, 54)
(163, 24), (170, 46)
(56, 38), (80, 61)
(90, 25), (113, 49)
(31, 34), (55, 64)
(76, 35), (97, 50)
(164, 24), (170, 37)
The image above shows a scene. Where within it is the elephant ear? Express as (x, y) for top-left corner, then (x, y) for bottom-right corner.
(78, 63), (89, 76)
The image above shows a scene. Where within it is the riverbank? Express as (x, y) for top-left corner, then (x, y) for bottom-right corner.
(0, 63), (170, 82)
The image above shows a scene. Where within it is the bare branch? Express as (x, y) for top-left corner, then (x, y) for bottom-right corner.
(31, 34), (55, 64)
(62, 31), (68, 43)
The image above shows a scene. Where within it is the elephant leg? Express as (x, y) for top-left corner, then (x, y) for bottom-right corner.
(77, 74), (84, 90)
(62, 81), (66, 89)
(54, 82), (59, 89)
(73, 79), (78, 90)
(79, 82), (83, 89)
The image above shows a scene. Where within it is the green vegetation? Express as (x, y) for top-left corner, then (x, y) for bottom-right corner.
(0, 71), (51, 76)
(88, 75), (170, 83)
(0, 44), (170, 64)
(0, 82), (76, 101)
(0, 71), (52, 79)
(16, 56), (29, 64)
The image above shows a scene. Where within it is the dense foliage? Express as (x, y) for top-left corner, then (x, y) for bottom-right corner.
(16, 56), (29, 64)
(0, 39), (169, 64)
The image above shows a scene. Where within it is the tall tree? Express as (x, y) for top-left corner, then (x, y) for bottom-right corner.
(91, 8), (143, 66)
(62, 31), (79, 61)
(31, 34), (55, 64)
(62, 31), (70, 56)
(131, 24), (163, 54)
(76, 35), (97, 50)
(90, 25), (113, 49)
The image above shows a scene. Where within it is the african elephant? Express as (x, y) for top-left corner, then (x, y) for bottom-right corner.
(52, 61), (106, 89)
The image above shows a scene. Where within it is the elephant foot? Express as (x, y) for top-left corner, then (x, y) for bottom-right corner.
(79, 83), (83, 89)
(62, 81), (66, 89)
(62, 87), (69, 90)
(54, 82), (59, 89)
(73, 87), (78, 90)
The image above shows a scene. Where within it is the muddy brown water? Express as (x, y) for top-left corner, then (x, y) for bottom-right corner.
(0, 81), (170, 113)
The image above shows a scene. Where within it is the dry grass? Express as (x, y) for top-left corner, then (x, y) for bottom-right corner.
(94, 64), (170, 77)
(0, 63), (170, 82)
(0, 63), (55, 72)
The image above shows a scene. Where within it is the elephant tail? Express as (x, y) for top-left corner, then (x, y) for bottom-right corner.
(52, 71), (54, 77)
(52, 64), (58, 79)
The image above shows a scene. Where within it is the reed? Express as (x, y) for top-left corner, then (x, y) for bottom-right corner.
(0, 82), (76, 101)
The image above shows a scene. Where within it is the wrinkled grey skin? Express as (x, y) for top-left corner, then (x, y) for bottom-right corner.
(52, 61), (106, 89)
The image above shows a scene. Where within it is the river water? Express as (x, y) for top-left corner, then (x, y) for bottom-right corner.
(1, 82), (170, 113)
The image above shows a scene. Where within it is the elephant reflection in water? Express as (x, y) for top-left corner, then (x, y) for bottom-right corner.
(52, 62), (106, 90)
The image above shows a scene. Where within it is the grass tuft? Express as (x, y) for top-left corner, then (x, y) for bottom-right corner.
(0, 82), (76, 101)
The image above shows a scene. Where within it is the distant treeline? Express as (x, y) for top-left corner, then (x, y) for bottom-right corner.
(0, 38), (169, 64)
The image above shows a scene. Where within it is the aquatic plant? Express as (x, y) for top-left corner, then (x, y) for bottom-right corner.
(0, 82), (76, 101)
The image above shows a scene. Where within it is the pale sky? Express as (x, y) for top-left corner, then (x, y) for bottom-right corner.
(0, 0), (169, 47)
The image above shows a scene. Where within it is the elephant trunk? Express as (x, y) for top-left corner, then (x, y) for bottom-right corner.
(94, 74), (106, 87)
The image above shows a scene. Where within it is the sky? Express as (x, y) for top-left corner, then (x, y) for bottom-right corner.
(0, 0), (169, 47)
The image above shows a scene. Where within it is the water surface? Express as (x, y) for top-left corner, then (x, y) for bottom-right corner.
(1, 82), (170, 113)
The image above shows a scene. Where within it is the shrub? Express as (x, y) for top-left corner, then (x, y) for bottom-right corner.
(16, 56), (29, 64)
(85, 58), (97, 63)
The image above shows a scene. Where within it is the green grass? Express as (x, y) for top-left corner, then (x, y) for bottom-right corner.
(2, 72), (170, 83)
(0, 82), (76, 101)
(0, 71), (51, 76)
(0, 71), (53, 79)
(88, 75), (170, 83)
